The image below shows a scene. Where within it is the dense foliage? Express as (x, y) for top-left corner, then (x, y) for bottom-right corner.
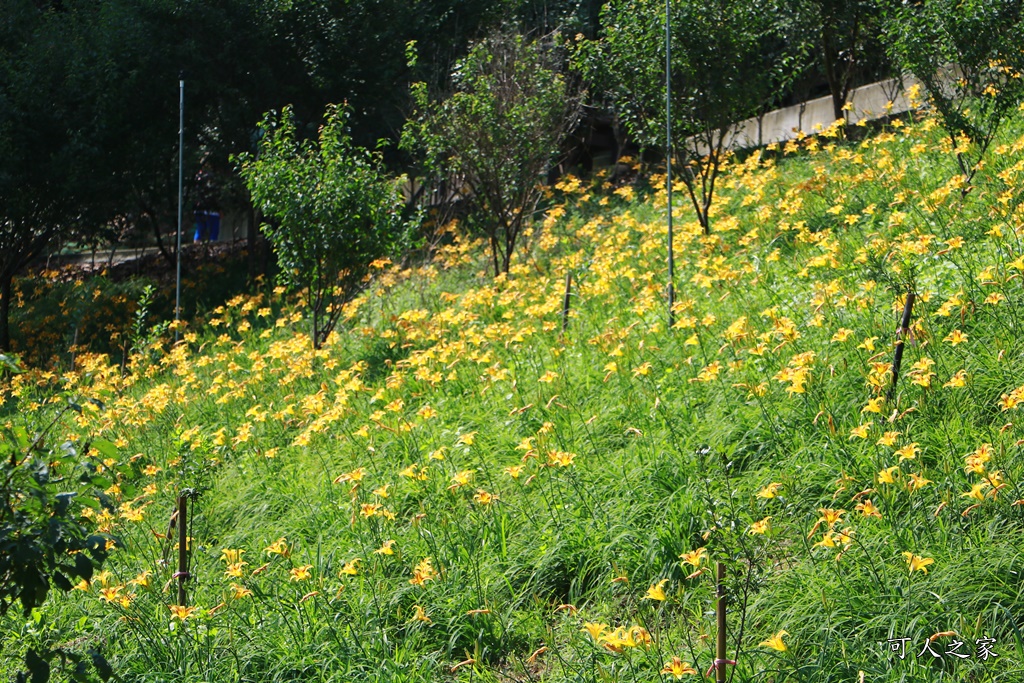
(574, 0), (796, 233)
(789, 0), (892, 123)
(1, 357), (116, 681)
(0, 0), (566, 351)
(882, 0), (1024, 186)
(239, 105), (409, 349)
(404, 31), (580, 275)
(6, 5), (1024, 679)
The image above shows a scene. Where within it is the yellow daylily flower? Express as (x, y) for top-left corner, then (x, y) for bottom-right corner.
(903, 552), (934, 574)
(644, 578), (669, 601)
(679, 547), (707, 568)
(661, 657), (699, 678)
(877, 466), (900, 484)
(749, 516), (771, 535)
(760, 630), (788, 651)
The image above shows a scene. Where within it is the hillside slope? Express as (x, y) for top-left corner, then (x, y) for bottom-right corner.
(4, 110), (1024, 683)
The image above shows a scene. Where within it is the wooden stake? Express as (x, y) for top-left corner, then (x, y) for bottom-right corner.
(716, 561), (727, 683)
(887, 291), (916, 404)
(561, 271), (572, 334)
(177, 494), (188, 606)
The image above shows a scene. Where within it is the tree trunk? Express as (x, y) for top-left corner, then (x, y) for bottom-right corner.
(0, 272), (12, 353)
(260, 224), (270, 278)
(490, 236), (500, 278)
(247, 205), (258, 283)
(146, 207), (176, 270)
(503, 220), (516, 274)
(821, 27), (845, 124)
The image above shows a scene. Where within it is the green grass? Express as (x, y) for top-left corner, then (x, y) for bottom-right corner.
(4, 108), (1024, 682)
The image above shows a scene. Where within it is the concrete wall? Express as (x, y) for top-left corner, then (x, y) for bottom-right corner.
(711, 67), (966, 153)
(723, 75), (918, 150)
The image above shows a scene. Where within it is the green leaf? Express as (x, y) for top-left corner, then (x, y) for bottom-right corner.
(89, 649), (112, 682)
(54, 492), (76, 515)
(0, 353), (24, 373)
(90, 439), (118, 459)
(25, 649), (50, 683)
(74, 552), (94, 582)
(12, 426), (30, 449)
(52, 572), (72, 592)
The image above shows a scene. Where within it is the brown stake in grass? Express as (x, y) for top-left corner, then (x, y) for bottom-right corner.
(177, 494), (188, 606)
(561, 271), (572, 334)
(887, 291), (916, 404)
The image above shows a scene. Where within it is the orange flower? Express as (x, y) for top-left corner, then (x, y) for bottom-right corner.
(409, 557), (437, 586)
(290, 564), (313, 582)
(855, 499), (882, 518)
(661, 657), (698, 678)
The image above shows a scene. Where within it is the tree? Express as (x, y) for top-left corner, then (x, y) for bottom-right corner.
(575, 0), (793, 233)
(0, 1), (102, 351)
(882, 0), (1024, 186)
(239, 105), (408, 349)
(403, 30), (581, 276)
(791, 0), (891, 125)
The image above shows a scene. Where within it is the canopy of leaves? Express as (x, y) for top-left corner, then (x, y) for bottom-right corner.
(576, 0), (792, 152)
(403, 30), (580, 275)
(787, 0), (892, 121)
(883, 0), (1024, 180)
(238, 105), (408, 348)
(573, 0), (795, 232)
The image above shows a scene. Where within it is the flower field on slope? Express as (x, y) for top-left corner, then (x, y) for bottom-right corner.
(5, 107), (1024, 682)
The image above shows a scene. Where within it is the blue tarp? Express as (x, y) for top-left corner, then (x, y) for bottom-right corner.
(193, 210), (221, 242)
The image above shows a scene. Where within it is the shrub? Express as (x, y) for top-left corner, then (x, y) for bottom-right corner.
(239, 104), (408, 349)
(1, 369), (116, 682)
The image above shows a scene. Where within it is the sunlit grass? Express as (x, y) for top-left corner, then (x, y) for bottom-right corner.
(5, 107), (1024, 682)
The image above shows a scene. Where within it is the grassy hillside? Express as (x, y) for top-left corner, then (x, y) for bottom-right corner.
(4, 108), (1024, 683)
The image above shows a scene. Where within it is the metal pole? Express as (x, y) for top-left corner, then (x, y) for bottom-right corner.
(665, 0), (675, 329)
(176, 494), (188, 606)
(175, 77), (184, 343)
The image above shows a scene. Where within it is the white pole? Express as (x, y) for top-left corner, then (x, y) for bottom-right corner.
(175, 77), (184, 343)
(665, 0), (675, 329)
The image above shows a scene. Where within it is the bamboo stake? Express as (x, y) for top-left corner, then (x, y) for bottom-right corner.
(887, 291), (916, 404)
(176, 494), (188, 606)
(561, 271), (572, 334)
